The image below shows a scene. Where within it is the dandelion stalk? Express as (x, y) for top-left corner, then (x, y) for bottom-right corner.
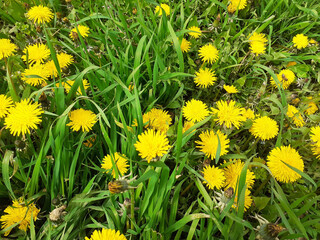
(4, 58), (19, 101)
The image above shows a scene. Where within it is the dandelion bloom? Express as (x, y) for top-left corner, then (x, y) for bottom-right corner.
(142, 108), (172, 133)
(243, 108), (255, 120)
(267, 146), (304, 183)
(310, 126), (320, 144)
(0, 39), (17, 60)
(85, 228), (127, 240)
(250, 116), (278, 140)
(180, 38), (191, 53)
(227, 0), (247, 13)
(194, 68), (217, 88)
(5, 99), (43, 136)
(67, 109), (97, 132)
(21, 63), (50, 86)
(248, 32), (268, 55)
(0, 95), (13, 118)
(223, 160), (255, 190)
(188, 26), (201, 39)
(134, 129), (171, 162)
(57, 52), (74, 68)
(182, 121), (195, 133)
(22, 43), (50, 65)
(101, 152), (129, 178)
(203, 165), (226, 190)
(155, 3), (170, 16)
(27, 5), (54, 24)
(44, 60), (58, 77)
(232, 188), (253, 212)
(270, 69), (295, 89)
(69, 25), (90, 41)
(182, 99), (210, 123)
(56, 79), (89, 95)
(0, 198), (40, 236)
(287, 104), (305, 127)
(196, 130), (230, 159)
(311, 144), (320, 159)
(305, 97), (318, 115)
(224, 85), (238, 93)
(199, 44), (219, 64)
(292, 34), (309, 49)
(211, 100), (246, 129)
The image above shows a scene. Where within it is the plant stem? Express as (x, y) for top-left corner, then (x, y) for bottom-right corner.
(4, 57), (19, 101)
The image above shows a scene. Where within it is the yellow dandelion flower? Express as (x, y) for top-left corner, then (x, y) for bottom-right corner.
(196, 130), (230, 159)
(101, 152), (129, 178)
(44, 60), (58, 77)
(223, 85), (238, 93)
(292, 34), (309, 49)
(21, 63), (49, 86)
(188, 26), (201, 39)
(182, 121), (195, 133)
(27, 5), (54, 24)
(142, 108), (172, 133)
(211, 100), (246, 129)
(85, 228), (127, 240)
(194, 68), (217, 88)
(56, 79), (89, 95)
(305, 98), (318, 115)
(232, 188), (253, 212)
(309, 39), (317, 45)
(243, 108), (255, 120)
(180, 38), (191, 53)
(182, 99), (210, 123)
(155, 3), (170, 16)
(270, 69), (295, 89)
(223, 160), (255, 189)
(57, 52), (74, 68)
(0, 95), (13, 118)
(0, 39), (17, 60)
(287, 104), (299, 118)
(69, 25), (90, 41)
(310, 126), (320, 144)
(248, 32), (268, 56)
(250, 116), (278, 140)
(5, 99), (43, 136)
(22, 43), (50, 65)
(0, 198), (40, 236)
(203, 165), (226, 190)
(199, 44), (219, 64)
(66, 109), (97, 132)
(227, 0), (247, 13)
(311, 143), (320, 159)
(267, 145), (304, 183)
(134, 129), (171, 162)
(287, 104), (305, 127)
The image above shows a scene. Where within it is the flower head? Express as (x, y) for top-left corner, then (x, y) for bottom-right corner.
(223, 160), (255, 189)
(57, 52), (74, 68)
(57, 79), (89, 95)
(182, 99), (210, 123)
(180, 38), (191, 53)
(196, 130), (230, 159)
(0, 198), (40, 236)
(250, 116), (278, 140)
(211, 100), (246, 129)
(155, 4), (170, 16)
(134, 129), (171, 162)
(66, 109), (97, 132)
(27, 5), (54, 24)
(85, 228), (127, 240)
(194, 68), (217, 88)
(142, 108), (172, 133)
(188, 26), (201, 39)
(199, 44), (219, 64)
(248, 32), (268, 55)
(292, 34), (309, 49)
(270, 69), (295, 89)
(183, 121), (195, 133)
(228, 0), (247, 13)
(267, 146), (304, 183)
(311, 144), (320, 159)
(5, 99), (43, 136)
(22, 43), (50, 65)
(101, 153), (129, 178)
(70, 25), (90, 41)
(305, 98), (318, 115)
(232, 188), (253, 212)
(310, 126), (320, 144)
(0, 39), (17, 60)
(0, 95), (13, 118)
(224, 85), (238, 93)
(243, 108), (255, 120)
(21, 63), (49, 86)
(287, 104), (304, 127)
(203, 165), (225, 190)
